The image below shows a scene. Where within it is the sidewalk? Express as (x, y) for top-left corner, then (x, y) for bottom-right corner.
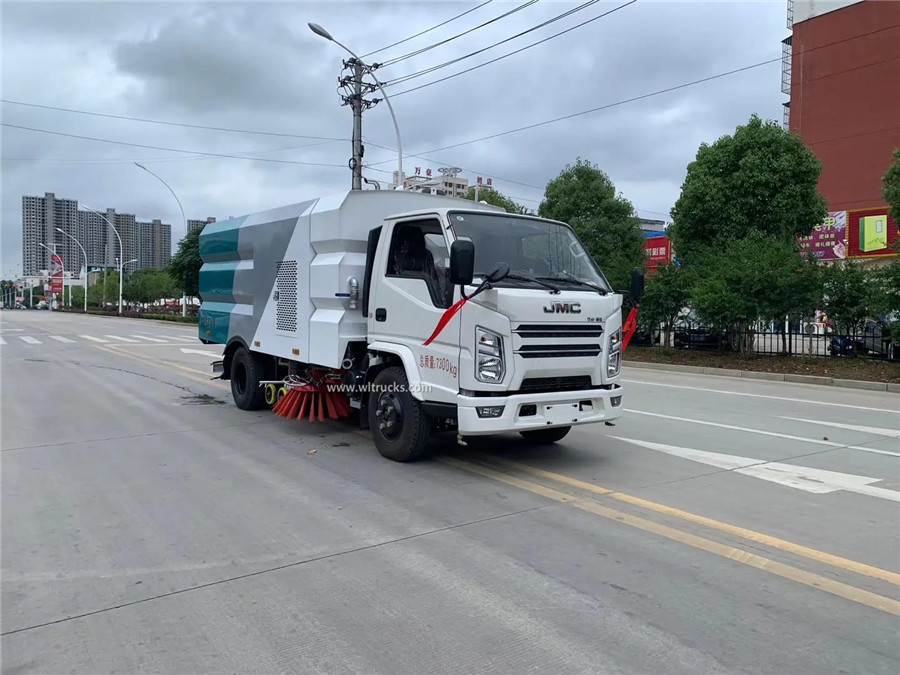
(624, 360), (900, 393)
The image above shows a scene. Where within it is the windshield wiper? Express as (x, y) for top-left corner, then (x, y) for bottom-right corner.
(502, 273), (561, 294)
(537, 275), (608, 295)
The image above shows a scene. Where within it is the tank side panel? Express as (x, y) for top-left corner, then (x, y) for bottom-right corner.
(198, 216), (246, 344)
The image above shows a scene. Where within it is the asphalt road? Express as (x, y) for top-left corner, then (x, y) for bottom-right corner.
(2, 310), (898, 674)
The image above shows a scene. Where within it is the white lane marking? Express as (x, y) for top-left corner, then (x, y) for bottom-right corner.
(180, 348), (221, 358)
(19, 336), (41, 344)
(0, 328), (25, 332)
(611, 437), (900, 502)
(0, 337), (6, 345)
(48, 335), (76, 343)
(623, 379), (898, 414)
(627, 410), (900, 458)
(781, 417), (900, 439)
(79, 335), (109, 343)
(104, 335), (139, 343)
(131, 335), (168, 343)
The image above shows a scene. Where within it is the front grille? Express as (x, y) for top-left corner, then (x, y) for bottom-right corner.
(517, 344), (602, 359)
(515, 323), (603, 338)
(520, 375), (593, 393)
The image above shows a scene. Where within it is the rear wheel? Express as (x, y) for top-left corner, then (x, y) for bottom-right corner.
(230, 346), (267, 410)
(368, 366), (430, 462)
(519, 426), (571, 444)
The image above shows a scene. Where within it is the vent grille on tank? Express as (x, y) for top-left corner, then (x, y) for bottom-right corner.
(276, 260), (298, 332)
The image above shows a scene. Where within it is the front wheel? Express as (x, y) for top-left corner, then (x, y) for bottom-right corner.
(519, 426), (571, 444)
(368, 366), (431, 462)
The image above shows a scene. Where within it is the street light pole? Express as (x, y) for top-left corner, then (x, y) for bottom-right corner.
(308, 23), (404, 190)
(82, 205), (124, 314)
(56, 227), (89, 313)
(134, 162), (188, 316)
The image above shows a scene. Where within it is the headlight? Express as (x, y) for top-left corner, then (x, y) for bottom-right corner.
(607, 328), (621, 378)
(476, 327), (505, 383)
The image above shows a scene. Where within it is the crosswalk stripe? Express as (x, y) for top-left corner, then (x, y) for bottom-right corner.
(79, 335), (109, 343)
(131, 335), (168, 342)
(49, 336), (76, 343)
(20, 336), (41, 344)
(104, 335), (139, 343)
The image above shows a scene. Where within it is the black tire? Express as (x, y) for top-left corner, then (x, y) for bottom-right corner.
(230, 346), (267, 410)
(368, 366), (430, 462)
(519, 426), (571, 444)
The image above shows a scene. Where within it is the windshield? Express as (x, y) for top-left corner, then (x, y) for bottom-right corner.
(448, 211), (611, 292)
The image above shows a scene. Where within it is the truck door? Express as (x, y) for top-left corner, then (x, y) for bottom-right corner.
(370, 218), (460, 403)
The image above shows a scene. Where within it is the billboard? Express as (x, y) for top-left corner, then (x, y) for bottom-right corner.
(49, 253), (64, 294)
(798, 211), (847, 261)
(846, 208), (898, 258)
(645, 235), (672, 270)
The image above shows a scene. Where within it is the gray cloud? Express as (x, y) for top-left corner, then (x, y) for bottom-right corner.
(1, 1), (788, 275)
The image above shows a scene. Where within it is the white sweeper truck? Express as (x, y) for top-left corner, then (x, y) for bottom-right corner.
(198, 189), (643, 461)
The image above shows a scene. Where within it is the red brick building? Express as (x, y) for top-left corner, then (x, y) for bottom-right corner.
(783, 0), (900, 261)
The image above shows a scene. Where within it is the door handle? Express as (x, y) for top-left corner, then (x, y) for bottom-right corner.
(375, 308), (387, 322)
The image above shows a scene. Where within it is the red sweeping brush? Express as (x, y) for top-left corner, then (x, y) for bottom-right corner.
(271, 371), (352, 423)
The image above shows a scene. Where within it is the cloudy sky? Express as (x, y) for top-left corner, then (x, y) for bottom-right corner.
(1, 0), (788, 276)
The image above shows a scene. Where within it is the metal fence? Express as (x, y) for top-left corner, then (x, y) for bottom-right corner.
(632, 322), (898, 361)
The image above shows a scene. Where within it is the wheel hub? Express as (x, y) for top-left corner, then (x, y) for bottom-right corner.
(376, 392), (403, 440)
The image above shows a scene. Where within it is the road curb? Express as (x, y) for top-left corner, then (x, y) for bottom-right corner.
(623, 360), (897, 393)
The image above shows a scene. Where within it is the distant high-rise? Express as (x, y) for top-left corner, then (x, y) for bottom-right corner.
(23, 192), (182, 276)
(22, 193), (80, 276)
(136, 219), (173, 269)
(187, 217), (216, 234)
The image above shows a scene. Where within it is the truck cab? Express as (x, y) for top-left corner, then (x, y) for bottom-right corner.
(359, 206), (628, 460)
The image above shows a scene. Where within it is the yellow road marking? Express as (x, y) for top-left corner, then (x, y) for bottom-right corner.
(440, 456), (900, 616)
(480, 454), (900, 587)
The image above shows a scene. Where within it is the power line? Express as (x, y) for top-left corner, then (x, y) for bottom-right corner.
(360, 0), (494, 58)
(0, 123), (346, 167)
(392, 0), (636, 97)
(378, 0), (540, 68)
(384, 0), (611, 86)
(378, 22), (900, 157)
(1, 139), (339, 165)
(0, 99), (347, 142)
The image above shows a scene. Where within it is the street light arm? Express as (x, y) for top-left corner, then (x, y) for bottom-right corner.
(134, 162), (187, 232)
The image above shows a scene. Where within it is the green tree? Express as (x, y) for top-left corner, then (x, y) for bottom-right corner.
(538, 158), (645, 291)
(88, 270), (120, 308)
(689, 232), (813, 353)
(168, 226), (202, 298)
(462, 186), (526, 214)
(821, 260), (871, 334)
(638, 263), (690, 347)
(882, 148), (900, 225)
(124, 268), (178, 306)
(668, 114), (828, 265)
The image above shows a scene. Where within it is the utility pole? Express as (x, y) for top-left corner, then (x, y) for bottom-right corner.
(339, 57), (379, 191)
(351, 58), (364, 191)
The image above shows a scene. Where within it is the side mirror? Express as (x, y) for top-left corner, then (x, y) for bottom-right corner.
(449, 239), (475, 286)
(486, 262), (510, 283)
(630, 268), (645, 304)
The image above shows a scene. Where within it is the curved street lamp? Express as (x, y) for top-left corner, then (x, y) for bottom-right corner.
(134, 162), (189, 316)
(308, 22), (404, 189)
(55, 228), (88, 313)
(82, 205), (124, 314)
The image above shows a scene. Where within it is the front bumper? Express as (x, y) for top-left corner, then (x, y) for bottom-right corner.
(456, 385), (623, 435)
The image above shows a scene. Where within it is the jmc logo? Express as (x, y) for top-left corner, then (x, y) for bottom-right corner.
(543, 302), (581, 314)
